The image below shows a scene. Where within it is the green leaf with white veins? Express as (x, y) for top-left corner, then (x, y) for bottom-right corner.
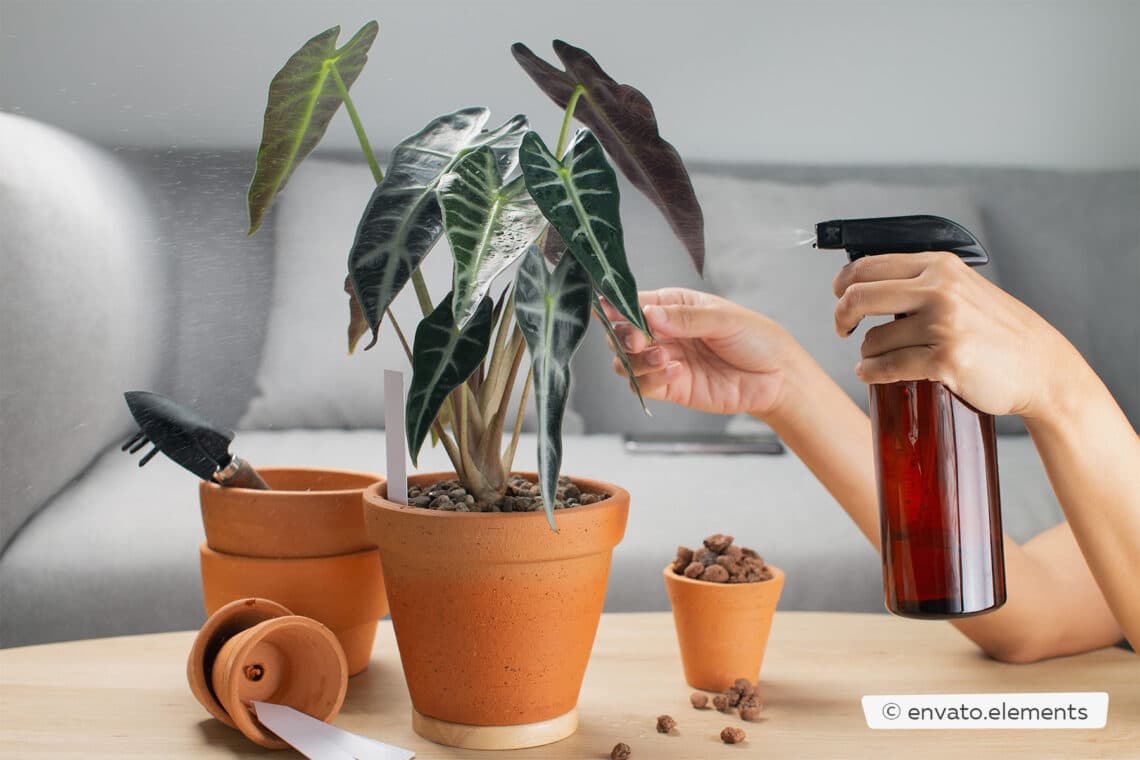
(248, 22), (378, 234)
(591, 292), (650, 416)
(519, 129), (649, 337)
(405, 292), (493, 465)
(438, 146), (548, 329)
(514, 245), (593, 530)
(348, 109), (529, 339)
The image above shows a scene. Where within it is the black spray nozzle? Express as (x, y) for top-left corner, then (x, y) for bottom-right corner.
(815, 214), (988, 266)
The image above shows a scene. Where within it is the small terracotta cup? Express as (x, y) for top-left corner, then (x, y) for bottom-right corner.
(187, 598), (348, 750)
(663, 564), (785, 692)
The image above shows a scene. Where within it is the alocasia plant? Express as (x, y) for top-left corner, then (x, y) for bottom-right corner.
(248, 25), (704, 528)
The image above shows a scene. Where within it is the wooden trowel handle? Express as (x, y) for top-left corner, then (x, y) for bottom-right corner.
(216, 456), (270, 490)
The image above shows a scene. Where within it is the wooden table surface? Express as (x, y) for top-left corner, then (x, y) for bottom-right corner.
(1, 611), (1136, 759)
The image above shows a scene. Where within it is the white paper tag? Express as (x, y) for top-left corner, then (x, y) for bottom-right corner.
(252, 702), (415, 760)
(384, 370), (408, 505)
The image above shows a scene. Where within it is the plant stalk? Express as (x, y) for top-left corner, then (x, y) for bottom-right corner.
(331, 67), (384, 184)
(479, 289), (518, 420)
(456, 386), (474, 481)
(334, 66), (433, 319)
(385, 307), (413, 362)
(555, 85), (586, 158)
(335, 69), (462, 479)
(502, 366), (532, 473)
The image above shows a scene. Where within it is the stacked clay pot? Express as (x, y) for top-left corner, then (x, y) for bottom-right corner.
(199, 467), (387, 675)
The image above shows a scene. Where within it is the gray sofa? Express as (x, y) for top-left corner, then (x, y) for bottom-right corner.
(2, 112), (1137, 647)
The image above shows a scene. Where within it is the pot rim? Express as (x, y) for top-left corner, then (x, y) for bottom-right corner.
(199, 466), (383, 496)
(362, 471), (629, 521)
(216, 614), (347, 748)
(199, 541), (380, 563)
(662, 563), (785, 588)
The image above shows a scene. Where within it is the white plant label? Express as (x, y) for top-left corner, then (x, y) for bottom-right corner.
(252, 702), (415, 759)
(384, 370), (408, 505)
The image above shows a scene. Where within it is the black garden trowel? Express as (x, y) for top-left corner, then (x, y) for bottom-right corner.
(122, 390), (269, 489)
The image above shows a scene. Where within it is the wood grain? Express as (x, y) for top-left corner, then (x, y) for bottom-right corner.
(1, 612), (1136, 759)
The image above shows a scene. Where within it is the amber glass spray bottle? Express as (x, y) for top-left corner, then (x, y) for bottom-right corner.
(816, 215), (1006, 619)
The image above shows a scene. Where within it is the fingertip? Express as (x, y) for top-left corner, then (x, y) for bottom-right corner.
(832, 265), (850, 298)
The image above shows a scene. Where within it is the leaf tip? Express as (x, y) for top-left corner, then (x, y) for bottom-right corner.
(246, 204), (264, 236)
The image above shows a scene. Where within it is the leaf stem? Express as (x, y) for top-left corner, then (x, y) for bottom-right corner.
(330, 66), (384, 184)
(479, 289), (517, 419)
(410, 272), (434, 317)
(385, 306), (413, 363)
(432, 419), (462, 471)
(502, 366), (532, 473)
(555, 85), (586, 158)
(456, 386), (475, 483)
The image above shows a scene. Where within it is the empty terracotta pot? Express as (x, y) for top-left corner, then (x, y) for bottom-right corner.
(187, 597), (348, 750)
(197, 467), (387, 676)
(362, 472), (629, 750)
(200, 467), (380, 557)
(664, 564), (785, 692)
(200, 543), (386, 676)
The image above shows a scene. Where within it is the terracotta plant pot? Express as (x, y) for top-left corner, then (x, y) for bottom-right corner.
(187, 597), (348, 750)
(197, 467), (387, 675)
(663, 564), (785, 692)
(200, 544), (385, 676)
(200, 467), (379, 557)
(362, 472), (629, 750)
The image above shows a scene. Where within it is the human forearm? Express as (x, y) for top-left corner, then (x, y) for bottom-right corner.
(1022, 356), (1140, 649)
(760, 346), (881, 548)
(763, 343), (1130, 661)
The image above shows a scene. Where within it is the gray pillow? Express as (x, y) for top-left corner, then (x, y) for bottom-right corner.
(240, 158), (581, 433)
(692, 174), (1025, 435)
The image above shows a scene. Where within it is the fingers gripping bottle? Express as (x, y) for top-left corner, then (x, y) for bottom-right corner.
(815, 215), (1005, 619)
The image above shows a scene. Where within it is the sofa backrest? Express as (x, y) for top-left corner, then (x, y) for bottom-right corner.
(104, 149), (1140, 437)
(5, 136), (1135, 550)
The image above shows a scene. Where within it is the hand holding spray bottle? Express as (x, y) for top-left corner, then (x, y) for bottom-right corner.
(815, 215), (1006, 619)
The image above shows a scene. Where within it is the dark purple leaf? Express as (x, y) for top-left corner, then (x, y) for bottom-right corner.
(512, 40), (705, 275)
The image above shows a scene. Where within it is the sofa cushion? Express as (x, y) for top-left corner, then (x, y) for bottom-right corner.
(240, 158), (581, 434)
(0, 430), (1062, 647)
(0, 114), (165, 552)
